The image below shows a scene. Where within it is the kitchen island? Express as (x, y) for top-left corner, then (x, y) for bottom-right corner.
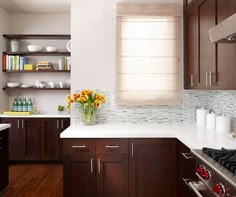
(60, 123), (236, 197)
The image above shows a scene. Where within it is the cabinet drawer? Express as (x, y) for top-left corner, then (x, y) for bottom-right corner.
(63, 139), (95, 154)
(96, 139), (128, 153)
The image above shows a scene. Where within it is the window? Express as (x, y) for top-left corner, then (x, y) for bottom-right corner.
(116, 4), (182, 106)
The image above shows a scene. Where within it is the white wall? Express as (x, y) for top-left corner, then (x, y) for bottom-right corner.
(6, 13), (71, 114)
(0, 8), (10, 113)
(10, 14), (70, 34)
(71, 0), (116, 91)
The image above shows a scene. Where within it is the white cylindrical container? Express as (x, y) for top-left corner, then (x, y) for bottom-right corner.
(58, 58), (65, 70)
(206, 112), (216, 129)
(10, 39), (20, 52)
(196, 108), (208, 126)
(216, 115), (231, 133)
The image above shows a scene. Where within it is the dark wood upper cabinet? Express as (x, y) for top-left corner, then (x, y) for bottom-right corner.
(185, 9), (199, 89)
(129, 139), (177, 197)
(185, 0), (236, 90)
(216, 0), (236, 89)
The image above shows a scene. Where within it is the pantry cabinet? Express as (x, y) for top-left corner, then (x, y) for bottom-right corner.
(0, 117), (70, 161)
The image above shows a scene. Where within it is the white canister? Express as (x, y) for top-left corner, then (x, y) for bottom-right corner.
(206, 112), (216, 129)
(58, 58), (65, 70)
(216, 115), (231, 133)
(196, 108), (208, 126)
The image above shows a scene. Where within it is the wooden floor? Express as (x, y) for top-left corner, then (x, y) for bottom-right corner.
(2, 164), (63, 197)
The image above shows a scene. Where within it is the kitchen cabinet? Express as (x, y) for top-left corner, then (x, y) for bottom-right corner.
(63, 139), (128, 197)
(185, 9), (199, 89)
(42, 118), (70, 161)
(129, 139), (177, 197)
(0, 128), (9, 191)
(177, 141), (196, 197)
(0, 117), (70, 161)
(199, 0), (216, 89)
(216, 0), (236, 89)
(185, 0), (236, 90)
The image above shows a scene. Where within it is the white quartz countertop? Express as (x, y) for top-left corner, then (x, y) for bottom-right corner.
(60, 123), (236, 149)
(0, 114), (70, 118)
(0, 124), (11, 131)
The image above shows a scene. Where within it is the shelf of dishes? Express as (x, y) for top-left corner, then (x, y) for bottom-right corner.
(3, 80), (71, 90)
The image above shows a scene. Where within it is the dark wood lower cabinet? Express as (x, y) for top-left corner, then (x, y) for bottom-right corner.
(178, 140), (196, 197)
(96, 154), (128, 197)
(129, 139), (177, 197)
(63, 154), (96, 197)
(0, 129), (9, 191)
(63, 138), (180, 197)
(0, 117), (70, 161)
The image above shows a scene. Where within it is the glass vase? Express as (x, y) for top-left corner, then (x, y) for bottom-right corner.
(81, 104), (97, 125)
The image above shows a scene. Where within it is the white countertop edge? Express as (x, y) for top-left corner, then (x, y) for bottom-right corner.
(0, 114), (70, 118)
(0, 124), (11, 131)
(60, 123), (236, 149)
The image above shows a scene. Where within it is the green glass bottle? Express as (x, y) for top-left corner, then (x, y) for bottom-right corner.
(27, 98), (33, 112)
(17, 97), (23, 112)
(13, 98), (18, 112)
(22, 97), (28, 112)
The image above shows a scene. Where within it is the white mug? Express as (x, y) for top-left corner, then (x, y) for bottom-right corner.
(58, 58), (64, 70)
(48, 82), (56, 88)
(59, 82), (65, 88)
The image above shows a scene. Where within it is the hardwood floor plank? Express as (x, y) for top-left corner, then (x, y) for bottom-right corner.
(2, 164), (63, 197)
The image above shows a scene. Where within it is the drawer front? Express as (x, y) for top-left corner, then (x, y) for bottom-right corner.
(96, 139), (128, 153)
(63, 139), (95, 154)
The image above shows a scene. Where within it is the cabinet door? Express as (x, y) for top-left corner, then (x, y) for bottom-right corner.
(61, 118), (70, 131)
(96, 154), (128, 197)
(216, 0), (236, 89)
(185, 9), (199, 89)
(23, 119), (42, 160)
(63, 154), (96, 197)
(42, 119), (61, 161)
(1, 118), (25, 160)
(0, 129), (9, 191)
(199, 0), (216, 89)
(178, 141), (196, 197)
(129, 139), (177, 197)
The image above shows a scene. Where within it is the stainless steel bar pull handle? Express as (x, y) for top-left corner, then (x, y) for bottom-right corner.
(57, 120), (59, 129)
(105, 145), (120, 148)
(206, 72), (208, 87)
(17, 120), (20, 129)
(181, 152), (193, 160)
(209, 72), (212, 87)
(71, 145), (86, 148)
(131, 142), (134, 157)
(190, 74), (194, 87)
(61, 120), (64, 129)
(0, 137), (2, 140)
(98, 159), (101, 174)
(90, 158), (93, 173)
(189, 182), (203, 197)
(21, 120), (24, 129)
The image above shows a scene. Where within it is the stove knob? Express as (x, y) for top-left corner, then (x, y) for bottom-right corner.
(201, 169), (211, 180)
(196, 165), (204, 174)
(212, 183), (225, 196)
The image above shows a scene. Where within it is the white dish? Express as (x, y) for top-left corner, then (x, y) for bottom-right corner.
(21, 84), (34, 88)
(7, 82), (20, 88)
(27, 45), (42, 52)
(46, 46), (57, 52)
(38, 83), (47, 88)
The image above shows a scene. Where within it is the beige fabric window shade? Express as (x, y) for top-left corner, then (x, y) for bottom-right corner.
(116, 4), (182, 106)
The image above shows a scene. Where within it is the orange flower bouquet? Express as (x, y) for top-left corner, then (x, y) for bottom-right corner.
(66, 90), (105, 125)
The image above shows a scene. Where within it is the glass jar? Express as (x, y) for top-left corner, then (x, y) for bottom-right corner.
(10, 39), (20, 52)
(81, 104), (97, 125)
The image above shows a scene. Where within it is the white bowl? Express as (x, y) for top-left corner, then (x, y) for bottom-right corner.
(7, 82), (20, 88)
(27, 45), (42, 52)
(46, 46), (57, 52)
(38, 83), (47, 88)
